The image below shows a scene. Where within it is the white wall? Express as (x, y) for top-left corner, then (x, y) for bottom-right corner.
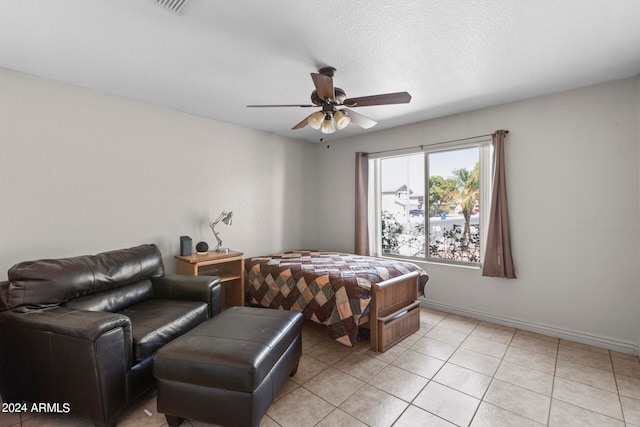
(315, 77), (640, 352)
(2, 67), (639, 353)
(0, 68), (318, 275)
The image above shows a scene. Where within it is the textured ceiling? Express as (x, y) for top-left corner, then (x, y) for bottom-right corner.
(1, 0), (640, 143)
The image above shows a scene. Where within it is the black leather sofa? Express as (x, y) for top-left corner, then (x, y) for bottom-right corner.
(0, 244), (221, 427)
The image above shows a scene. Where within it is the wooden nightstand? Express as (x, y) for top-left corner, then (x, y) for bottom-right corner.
(175, 250), (244, 309)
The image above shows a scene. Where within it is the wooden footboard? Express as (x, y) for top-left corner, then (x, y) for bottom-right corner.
(369, 271), (421, 352)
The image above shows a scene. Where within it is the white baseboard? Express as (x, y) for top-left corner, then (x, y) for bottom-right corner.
(420, 299), (639, 356)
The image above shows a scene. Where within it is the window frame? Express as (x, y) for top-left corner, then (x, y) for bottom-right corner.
(369, 139), (493, 267)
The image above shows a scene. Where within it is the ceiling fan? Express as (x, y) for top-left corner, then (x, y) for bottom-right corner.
(246, 67), (411, 134)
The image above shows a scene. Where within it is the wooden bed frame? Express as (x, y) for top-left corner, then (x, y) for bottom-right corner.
(369, 271), (421, 352)
(244, 251), (426, 352)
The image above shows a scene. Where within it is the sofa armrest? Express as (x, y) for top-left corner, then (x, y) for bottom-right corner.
(0, 281), (9, 311)
(0, 307), (133, 422)
(151, 274), (222, 318)
(0, 305), (131, 340)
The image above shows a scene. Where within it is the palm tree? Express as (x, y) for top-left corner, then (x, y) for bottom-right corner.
(452, 163), (479, 247)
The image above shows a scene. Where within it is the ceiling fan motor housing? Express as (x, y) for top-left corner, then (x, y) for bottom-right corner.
(311, 87), (347, 108)
(318, 66), (336, 77)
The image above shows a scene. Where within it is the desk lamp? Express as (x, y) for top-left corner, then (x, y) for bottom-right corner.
(210, 211), (233, 252)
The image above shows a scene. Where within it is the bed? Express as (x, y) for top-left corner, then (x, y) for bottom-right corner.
(245, 250), (428, 351)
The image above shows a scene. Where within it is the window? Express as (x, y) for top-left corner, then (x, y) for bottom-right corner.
(371, 141), (493, 265)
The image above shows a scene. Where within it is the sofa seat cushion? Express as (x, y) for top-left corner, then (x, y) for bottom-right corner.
(153, 307), (304, 392)
(119, 299), (208, 362)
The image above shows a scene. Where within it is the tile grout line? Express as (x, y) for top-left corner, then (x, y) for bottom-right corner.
(545, 338), (560, 427)
(398, 312), (468, 427)
(300, 322), (427, 427)
(556, 344), (635, 423)
(463, 320), (490, 427)
(400, 313), (522, 426)
(611, 350), (627, 425)
(416, 315), (521, 425)
(468, 320), (519, 426)
(387, 310), (449, 426)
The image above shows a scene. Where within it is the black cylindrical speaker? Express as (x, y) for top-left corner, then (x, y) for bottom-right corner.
(180, 236), (192, 256)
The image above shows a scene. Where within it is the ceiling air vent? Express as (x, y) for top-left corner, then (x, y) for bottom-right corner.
(151, 0), (189, 15)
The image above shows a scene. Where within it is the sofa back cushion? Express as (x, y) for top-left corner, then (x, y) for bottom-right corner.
(6, 244), (164, 309)
(64, 279), (155, 313)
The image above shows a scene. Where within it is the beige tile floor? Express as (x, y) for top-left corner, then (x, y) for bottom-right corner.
(2, 307), (640, 427)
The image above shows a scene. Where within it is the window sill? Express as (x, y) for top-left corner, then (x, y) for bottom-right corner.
(377, 253), (481, 271)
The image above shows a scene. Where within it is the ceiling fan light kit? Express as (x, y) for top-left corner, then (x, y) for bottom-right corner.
(333, 110), (350, 129)
(307, 111), (324, 129)
(321, 114), (336, 134)
(247, 67), (411, 135)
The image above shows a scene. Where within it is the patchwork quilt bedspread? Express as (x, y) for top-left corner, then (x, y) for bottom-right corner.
(245, 251), (427, 347)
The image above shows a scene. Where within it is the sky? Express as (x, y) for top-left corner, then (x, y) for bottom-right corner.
(381, 147), (479, 195)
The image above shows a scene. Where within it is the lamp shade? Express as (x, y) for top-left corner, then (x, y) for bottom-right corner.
(307, 111), (324, 129)
(334, 110), (351, 129)
(321, 114), (336, 134)
(221, 211), (233, 225)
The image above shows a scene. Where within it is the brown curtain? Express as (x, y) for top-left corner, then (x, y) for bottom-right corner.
(355, 152), (370, 255)
(482, 130), (516, 278)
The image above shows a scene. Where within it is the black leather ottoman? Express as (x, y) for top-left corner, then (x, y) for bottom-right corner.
(153, 306), (303, 427)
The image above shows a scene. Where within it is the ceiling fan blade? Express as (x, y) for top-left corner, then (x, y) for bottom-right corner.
(311, 73), (334, 101)
(343, 91), (411, 107)
(247, 104), (315, 108)
(341, 108), (377, 129)
(291, 113), (315, 130)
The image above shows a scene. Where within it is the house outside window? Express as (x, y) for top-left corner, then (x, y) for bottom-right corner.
(370, 140), (493, 266)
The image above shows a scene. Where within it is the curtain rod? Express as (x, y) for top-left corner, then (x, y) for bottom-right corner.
(366, 130), (509, 156)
